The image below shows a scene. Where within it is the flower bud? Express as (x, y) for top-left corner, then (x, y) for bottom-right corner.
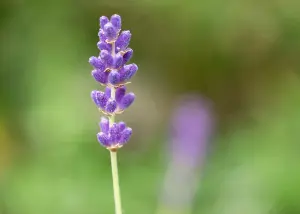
(119, 93), (135, 109)
(110, 14), (121, 30)
(108, 70), (121, 85)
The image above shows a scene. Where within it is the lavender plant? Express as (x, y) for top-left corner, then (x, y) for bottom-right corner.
(89, 14), (137, 214)
(157, 95), (215, 214)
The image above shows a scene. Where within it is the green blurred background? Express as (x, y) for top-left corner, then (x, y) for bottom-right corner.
(1, 0), (300, 213)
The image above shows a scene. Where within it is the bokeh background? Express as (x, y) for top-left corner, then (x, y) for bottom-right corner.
(1, 0), (300, 213)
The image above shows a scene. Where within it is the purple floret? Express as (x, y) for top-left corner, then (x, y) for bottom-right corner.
(119, 93), (135, 109)
(100, 50), (113, 63)
(120, 63), (138, 82)
(97, 41), (111, 52)
(113, 53), (123, 69)
(115, 86), (126, 103)
(116, 31), (131, 51)
(99, 16), (109, 29)
(100, 117), (110, 134)
(97, 132), (111, 147)
(91, 69), (108, 84)
(110, 14), (121, 31)
(105, 87), (111, 97)
(118, 122), (126, 132)
(105, 99), (117, 113)
(89, 56), (105, 71)
(123, 48), (133, 64)
(91, 90), (108, 109)
(108, 71), (121, 85)
(120, 127), (132, 144)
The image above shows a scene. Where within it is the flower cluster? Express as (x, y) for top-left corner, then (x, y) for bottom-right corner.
(97, 118), (132, 149)
(91, 86), (135, 115)
(89, 14), (137, 151)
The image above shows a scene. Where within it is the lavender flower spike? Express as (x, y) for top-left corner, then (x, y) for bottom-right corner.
(157, 95), (215, 214)
(89, 14), (138, 214)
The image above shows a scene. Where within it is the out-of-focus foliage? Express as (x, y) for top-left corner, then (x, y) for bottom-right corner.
(0, 0), (300, 213)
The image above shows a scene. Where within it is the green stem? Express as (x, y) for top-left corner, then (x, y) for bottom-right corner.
(109, 41), (122, 214)
(110, 151), (122, 214)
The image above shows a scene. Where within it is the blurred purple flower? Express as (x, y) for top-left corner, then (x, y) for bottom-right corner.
(169, 95), (215, 166)
(158, 94), (216, 213)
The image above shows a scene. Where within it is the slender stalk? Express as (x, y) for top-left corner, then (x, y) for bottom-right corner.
(109, 41), (122, 214)
(110, 151), (122, 214)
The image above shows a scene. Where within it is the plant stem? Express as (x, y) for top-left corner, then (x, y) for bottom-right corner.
(109, 41), (122, 214)
(110, 150), (122, 214)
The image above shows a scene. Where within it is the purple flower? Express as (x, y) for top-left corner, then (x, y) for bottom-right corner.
(97, 41), (112, 52)
(118, 122), (126, 132)
(109, 123), (121, 142)
(97, 121), (132, 149)
(119, 127), (132, 144)
(116, 31), (131, 51)
(123, 48), (133, 64)
(169, 95), (215, 165)
(89, 56), (105, 71)
(91, 69), (108, 84)
(105, 99), (117, 113)
(100, 117), (110, 134)
(98, 30), (107, 41)
(120, 64), (138, 82)
(114, 86), (135, 110)
(157, 95), (215, 212)
(115, 86), (126, 103)
(97, 132), (111, 147)
(119, 93), (135, 110)
(90, 14), (137, 150)
(113, 53), (123, 69)
(91, 90), (108, 109)
(108, 70), (121, 85)
(100, 50), (114, 66)
(100, 16), (109, 29)
(105, 87), (111, 97)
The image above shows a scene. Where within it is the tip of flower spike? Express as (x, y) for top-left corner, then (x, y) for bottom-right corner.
(104, 22), (118, 42)
(110, 14), (122, 30)
(99, 16), (109, 29)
